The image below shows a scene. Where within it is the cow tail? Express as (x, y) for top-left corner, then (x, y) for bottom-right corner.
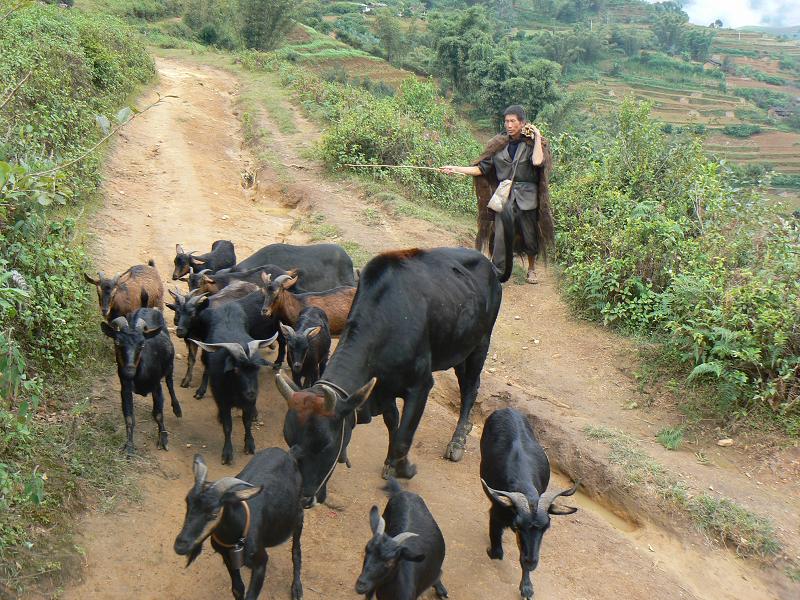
(496, 206), (514, 283)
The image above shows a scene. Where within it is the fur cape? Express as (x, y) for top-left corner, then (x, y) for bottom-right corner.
(472, 132), (555, 258)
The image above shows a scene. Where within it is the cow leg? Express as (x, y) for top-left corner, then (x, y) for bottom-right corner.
(244, 549), (268, 600)
(291, 509), (304, 600)
(152, 384), (169, 450)
(242, 404), (256, 455)
(384, 378), (433, 479)
(380, 399), (400, 474)
(445, 337), (490, 462)
(181, 340), (196, 387)
(487, 504), (505, 560)
(120, 385), (135, 456)
(220, 406), (234, 465)
(165, 364), (182, 418)
(221, 545), (246, 600)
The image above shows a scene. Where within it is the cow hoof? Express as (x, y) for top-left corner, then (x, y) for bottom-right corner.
(221, 450), (234, 465)
(244, 440), (255, 455)
(383, 459), (417, 480)
(158, 434), (169, 451)
(172, 404), (183, 418)
(444, 441), (465, 462)
(487, 547), (503, 560)
(194, 390), (205, 400)
(180, 378), (191, 388)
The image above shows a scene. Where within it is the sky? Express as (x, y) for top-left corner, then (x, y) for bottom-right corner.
(647, 1), (800, 29)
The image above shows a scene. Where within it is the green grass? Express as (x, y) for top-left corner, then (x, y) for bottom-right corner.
(584, 425), (781, 560)
(297, 212), (341, 241)
(656, 425), (685, 450)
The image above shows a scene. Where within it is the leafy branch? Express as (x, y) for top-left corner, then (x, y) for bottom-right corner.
(30, 93), (177, 178)
(0, 70), (32, 112)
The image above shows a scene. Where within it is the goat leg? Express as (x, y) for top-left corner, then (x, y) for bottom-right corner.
(519, 568), (533, 600)
(273, 333), (286, 370)
(181, 341), (196, 387)
(120, 385), (136, 457)
(244, 549), (268, 600)
(487, 505), (505, 560)
(433, 576), (448, 599)
(165, 365), (182, 418)
(221, 406), (235, 465)
(221, 549), (246, 600)
(291, 509), (304, 600)
(194, 368), (210, 400)
(242, 405), (256, 455)
(152, 385), (169, 451)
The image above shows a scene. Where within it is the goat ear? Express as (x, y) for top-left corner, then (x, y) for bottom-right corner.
(196, 295), (209, 309)
(166, 302), (178, 312)
(176, 244), (185, 255)
(223, 356), (236, 373)
(399, 547), (426, 563)
(83, 273), (100, 286)
(548, 504), (578, 516)
(369, 505), (381, 534)
(100, 321), (116, 338)
(279, 323), (295, 339)
(305, 326), (321, 339)
(338, 377), (377, 417)
(260, 272), (271, 285)
(222, 485), (263, 504)
(202, 274), (214, 284)
(192, 257), (207, 265)
(143, 326), (162, 339)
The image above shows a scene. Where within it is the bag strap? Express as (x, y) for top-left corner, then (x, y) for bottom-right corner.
(507, 139), (524, 195)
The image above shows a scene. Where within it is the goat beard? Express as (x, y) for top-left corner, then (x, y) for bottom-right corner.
(185, 543), (203, 567)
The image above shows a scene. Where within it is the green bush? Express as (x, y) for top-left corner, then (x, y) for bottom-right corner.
(722, 124), (762, 138)
(772, 173), (800, 189)
(734, 87), (794, 110)
(553, 99), (800, 427)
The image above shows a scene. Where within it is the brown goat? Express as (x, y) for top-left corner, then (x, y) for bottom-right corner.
(260, 273), (355, 335)
(84, 260), (164, 321)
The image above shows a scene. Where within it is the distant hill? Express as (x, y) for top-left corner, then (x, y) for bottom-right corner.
(740, 25), (800, 40)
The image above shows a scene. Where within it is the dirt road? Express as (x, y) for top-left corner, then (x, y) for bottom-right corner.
(63, 57), (789, 600)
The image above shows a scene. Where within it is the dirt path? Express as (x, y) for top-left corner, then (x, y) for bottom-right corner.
(62, 57), (790, 600)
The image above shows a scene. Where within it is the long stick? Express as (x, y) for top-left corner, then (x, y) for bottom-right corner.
(343, 163), (442, 172)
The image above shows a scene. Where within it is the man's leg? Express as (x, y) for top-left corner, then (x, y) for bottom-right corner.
(491, 209), (508, 274)
(518, 206), (539, 284)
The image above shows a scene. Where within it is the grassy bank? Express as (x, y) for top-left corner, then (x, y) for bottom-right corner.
(0, 3), (154, 592)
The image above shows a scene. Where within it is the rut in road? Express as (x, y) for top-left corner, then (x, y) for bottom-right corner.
(63, 56), (780, 600)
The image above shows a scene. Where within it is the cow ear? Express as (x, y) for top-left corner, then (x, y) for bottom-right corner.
(337, 377), (377, 417)
(100, 321), (116, 338)
(399, 547), (426, 562)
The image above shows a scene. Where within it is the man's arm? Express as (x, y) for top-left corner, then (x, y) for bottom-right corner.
(440, 165), (482, 176)
(531, 126), (544, 166)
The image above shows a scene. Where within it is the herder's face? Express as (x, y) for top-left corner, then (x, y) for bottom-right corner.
(505, 114), (523, 137)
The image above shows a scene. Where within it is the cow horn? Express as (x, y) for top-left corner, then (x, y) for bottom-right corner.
(392, 531), (418, 545)
(193, 454), (208, 491)
(538, 482), (579, 515)
(275, 372), (299, 403)
(111, 316), (128, 330)
(211, 477), (253, 494)
(481, 479), (531, 514)
(320, 384), (338, 413)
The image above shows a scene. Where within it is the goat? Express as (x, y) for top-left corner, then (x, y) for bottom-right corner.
(260, 273), (355, 335)
(84, 260), (163, 321)
(173, 240), (236, 280)
(166, 282), (260, 389)
(190, 301), (278, 464)
(480, 408), (578, 600)
(174, 451), (304, 600)
(355, 478), (447, 600)
(196, 265), (302, 296)
(100, 308), (182, 455)
(279, 307), (331, 388)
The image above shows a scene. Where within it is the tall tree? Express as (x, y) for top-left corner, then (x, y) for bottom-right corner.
(239, 0), (296, 51)
(375, 12), (405, 64)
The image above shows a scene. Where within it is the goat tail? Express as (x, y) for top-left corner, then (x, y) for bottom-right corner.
(496, 205), (514, 283)
(382, 476), (403, 498)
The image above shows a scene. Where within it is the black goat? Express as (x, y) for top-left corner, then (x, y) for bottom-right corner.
(173, 240), (236, 280)
(101, 308), (182, 455)
(196, 265), (304, 296)
(480, 408), (578, 600)
(355, 478), (447, 600)
(279, 307), (330, 388)
(191, 301), (278, 464)
(174, 451), (304, 600)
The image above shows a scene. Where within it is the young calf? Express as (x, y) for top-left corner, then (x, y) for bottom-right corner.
(101, 308), (182, 455)
(480, 408), (578, 600)
(174, 451), (304, 600)
(355, 478), (447, 600)
(84, 260), (163, 321)
(172, 240), (236, 280)
(260, 273), (356, 335)
(191, 301), (278, 464)
(279, 306), (331, 388)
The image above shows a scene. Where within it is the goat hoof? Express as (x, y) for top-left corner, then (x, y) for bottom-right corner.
(434, 581), (448, 598)
(180, 379), (191, 388)
(121, 442), (135, 457)
(291, 581), (303, 600)
(487, 547), (503, 560)
(194, 391), (205, 400)
(444, 441), (465, 462)
(520, 580), (533, 599)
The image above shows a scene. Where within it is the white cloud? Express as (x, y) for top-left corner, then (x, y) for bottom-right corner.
(645, 1), (800, 29)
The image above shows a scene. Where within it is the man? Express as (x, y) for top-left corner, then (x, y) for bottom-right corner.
(441, 105), (554, 284)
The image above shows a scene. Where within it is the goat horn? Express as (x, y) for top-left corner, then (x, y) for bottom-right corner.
(275, 372), (299, 403)
(392, 531), (418, 545)
(111, 316), (128, 330)
(274, 274), (292, 285)
(134, 318), (147, 331)
(193, 455), (208, 490)
(211, 477), (253, 494)
(320, 384), (338, 413)
(481, 479), (531, 514)
(190, 340), (248, 363)
(538, 481), (580, 514)
(246, 333), (279, 358)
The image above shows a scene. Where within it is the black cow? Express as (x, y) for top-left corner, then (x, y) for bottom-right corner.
(173, 240), (236, 280)
(480, 408), (579, 600)
(101, 308), (182, 455)
(355, 478), (447, 599)
(279, 306), (331, 388)
(174, 451), (304, 600)
(192, 301), (278, 464)
(275, 240), (512, 507)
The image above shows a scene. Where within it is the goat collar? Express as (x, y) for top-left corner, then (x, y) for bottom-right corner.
(211, 499), (251, 548)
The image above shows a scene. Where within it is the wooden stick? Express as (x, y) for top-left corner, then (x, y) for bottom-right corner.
(342, 163), (442, 172)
